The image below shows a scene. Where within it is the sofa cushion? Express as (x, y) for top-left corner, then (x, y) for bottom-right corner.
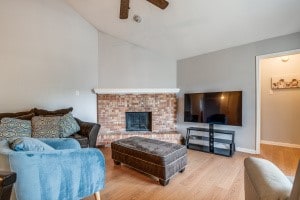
(0, 109), (34, 121)
(68, 133), (89, 148)
(32, 116), (61, 138)
(34, 107), (73, 116)
(8, 137), (54, 151)
(15, 113), (35, 120)
(59, 113), (80, 138)
(0, 118), (32, 138)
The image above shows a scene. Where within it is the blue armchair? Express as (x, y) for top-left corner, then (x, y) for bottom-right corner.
(0, 138), (105, 200)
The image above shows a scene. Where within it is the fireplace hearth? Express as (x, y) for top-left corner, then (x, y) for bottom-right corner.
(126, 112), (152, 131)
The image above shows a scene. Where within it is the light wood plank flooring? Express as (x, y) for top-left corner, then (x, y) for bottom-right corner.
(85, 144), (300, 200)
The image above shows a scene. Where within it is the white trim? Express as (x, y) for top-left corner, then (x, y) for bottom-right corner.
(255, 55), (261, 154)
(236, 147), (257, 154)
(256, 49), (300, 60)
(261, 140), (300, 149)
(255, 49), (300, 154)
(93, 88), (180, 94)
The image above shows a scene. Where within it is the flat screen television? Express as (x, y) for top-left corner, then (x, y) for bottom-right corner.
(184, 91), (242, 126)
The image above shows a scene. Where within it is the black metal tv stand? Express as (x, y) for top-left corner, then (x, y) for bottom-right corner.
(186, 124), (235, 157)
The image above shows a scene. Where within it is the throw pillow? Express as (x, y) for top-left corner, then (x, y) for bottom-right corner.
(8, 137), (54, 151)
(59, 113), (80, 138)
(31, 116), (61, 138)
(0, 118), (31, 138)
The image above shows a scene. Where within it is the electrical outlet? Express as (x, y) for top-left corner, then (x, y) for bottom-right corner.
(75, 90), (80, 96)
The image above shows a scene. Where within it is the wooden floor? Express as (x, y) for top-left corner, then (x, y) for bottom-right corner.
(86, 144), (300, 200)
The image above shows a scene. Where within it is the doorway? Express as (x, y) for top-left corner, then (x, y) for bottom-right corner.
(256, 49), (300, 154)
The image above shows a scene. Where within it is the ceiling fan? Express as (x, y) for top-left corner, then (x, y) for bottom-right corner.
(120, 0), (169, 19)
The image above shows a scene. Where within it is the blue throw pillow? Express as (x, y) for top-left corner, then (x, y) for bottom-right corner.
(59, 113), (80, 138)
(8, 137), (55, 151)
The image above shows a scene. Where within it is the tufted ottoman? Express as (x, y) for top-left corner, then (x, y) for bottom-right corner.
(111, 136), (187, 186)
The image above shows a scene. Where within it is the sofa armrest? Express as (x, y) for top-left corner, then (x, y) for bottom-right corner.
(0, 171), (17, 200)
(38, 138), (81, 150)
(290, 160), (300, 200)
(75, 118), (100, 148)
(244, 157), (292, 200)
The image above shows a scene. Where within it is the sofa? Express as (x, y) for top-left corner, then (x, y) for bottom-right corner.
(0, 137), (105, 200)
(0, 171), (16, 200)
(0, 108), (100, 148)
(244, 157), (300, 200)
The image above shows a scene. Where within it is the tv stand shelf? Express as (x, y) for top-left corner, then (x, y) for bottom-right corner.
(186, 126), (235, 157)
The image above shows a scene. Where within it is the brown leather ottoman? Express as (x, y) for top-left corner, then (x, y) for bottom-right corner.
(111, 136), (187, 186)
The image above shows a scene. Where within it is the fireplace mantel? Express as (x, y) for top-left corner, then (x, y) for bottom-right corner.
(93, 88), (180, 94)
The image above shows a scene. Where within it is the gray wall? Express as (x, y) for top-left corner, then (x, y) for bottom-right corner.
(0, 0), (99, 122)
(177, 32), (300, 151)
(98, 32), (177, 88)
(261, 53), (300, 145)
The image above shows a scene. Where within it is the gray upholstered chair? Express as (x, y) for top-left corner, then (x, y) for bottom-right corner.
(244, 157), (300, 200)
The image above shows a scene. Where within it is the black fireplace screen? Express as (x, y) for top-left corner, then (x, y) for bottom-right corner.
(126, 112), (152, 131)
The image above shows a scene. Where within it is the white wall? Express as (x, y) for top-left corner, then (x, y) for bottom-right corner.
(261, 53), (300, 145)
(177, 32), (300, 151)
(98, 32), (177, 88)
(0, 0), (98, 122)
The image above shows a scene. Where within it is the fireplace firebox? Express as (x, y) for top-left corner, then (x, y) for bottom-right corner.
(126, 112), (152, 131)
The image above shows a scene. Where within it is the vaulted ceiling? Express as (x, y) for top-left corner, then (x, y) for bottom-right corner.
(66, 0), (300, 59)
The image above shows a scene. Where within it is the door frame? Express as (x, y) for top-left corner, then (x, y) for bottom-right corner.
(255, 49), (300, 154)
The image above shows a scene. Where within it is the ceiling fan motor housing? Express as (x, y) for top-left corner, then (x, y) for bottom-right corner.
(133, 15), (142, 23)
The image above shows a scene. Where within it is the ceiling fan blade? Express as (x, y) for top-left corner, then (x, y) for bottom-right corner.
(147, 0), (169, 9)
(120, 0), (130, 19)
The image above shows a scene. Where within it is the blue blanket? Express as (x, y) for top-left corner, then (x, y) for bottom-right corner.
(1, 138), (105, 200)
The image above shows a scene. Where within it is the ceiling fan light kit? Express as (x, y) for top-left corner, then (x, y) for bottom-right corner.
(119, 0), (169, 20)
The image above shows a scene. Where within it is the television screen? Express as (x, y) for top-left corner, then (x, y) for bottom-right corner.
(184, 91), (242, 126)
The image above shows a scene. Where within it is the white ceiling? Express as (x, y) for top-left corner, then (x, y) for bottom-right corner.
(66, 0), (300, 60)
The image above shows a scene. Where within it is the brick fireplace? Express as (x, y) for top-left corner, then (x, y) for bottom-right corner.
(95, 88), (182, 145)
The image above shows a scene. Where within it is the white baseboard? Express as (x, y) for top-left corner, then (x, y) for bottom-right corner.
(260, 140), (300, 148)
(236, 147), (257, 154)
